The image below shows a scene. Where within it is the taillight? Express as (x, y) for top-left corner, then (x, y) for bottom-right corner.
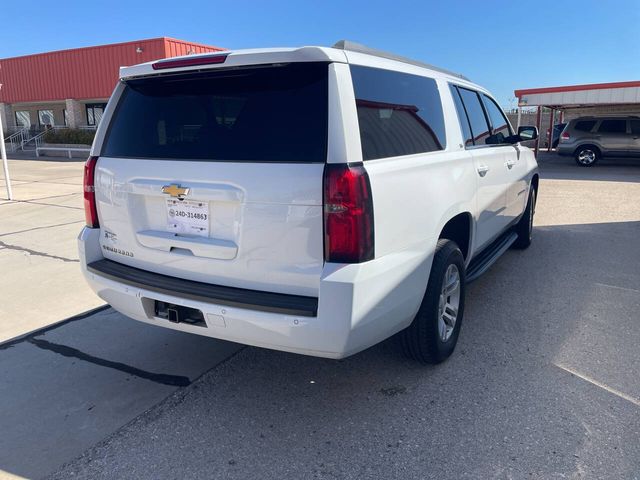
(83, 156), (99, 228)
(561, 131), (570, 140)
(323, 163), (374, 263)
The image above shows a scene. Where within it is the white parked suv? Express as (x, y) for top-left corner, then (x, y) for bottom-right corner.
(79, 41), (539, 363)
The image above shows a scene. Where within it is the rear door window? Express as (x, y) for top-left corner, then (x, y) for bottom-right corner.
(457, 87), (491, 145)
(449, 85), (474, 147)
(574, 120), (597, 132)
(102, 63), (328, 162)
(350, 65), (445, 160)
(597, 119), (627, 134)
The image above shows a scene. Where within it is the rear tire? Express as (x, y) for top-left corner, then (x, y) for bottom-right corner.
(401, 239), (465, 364)
(512, 187), (535, 250)
(574, 145), (600, 166)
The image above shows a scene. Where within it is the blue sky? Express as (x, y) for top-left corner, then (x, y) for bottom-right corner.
(1, 0), (639, 107)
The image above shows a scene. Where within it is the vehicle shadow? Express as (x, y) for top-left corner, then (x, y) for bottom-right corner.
(46, 220), (640, 480)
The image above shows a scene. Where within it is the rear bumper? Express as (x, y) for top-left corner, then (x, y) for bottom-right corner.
(556, 144), (573, 156)
(78, 227), (434, 359)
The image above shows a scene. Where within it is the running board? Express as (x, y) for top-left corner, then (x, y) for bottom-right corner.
(466, 231), (518, 283)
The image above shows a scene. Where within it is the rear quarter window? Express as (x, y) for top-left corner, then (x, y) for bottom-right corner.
(350, 65), (446, 160)
(102, 63), (328, 162)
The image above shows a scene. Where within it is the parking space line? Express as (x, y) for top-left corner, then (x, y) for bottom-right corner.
(555, 363), (640, 408)
(0, 220), (85, 238)
(8, 200), (83, 210)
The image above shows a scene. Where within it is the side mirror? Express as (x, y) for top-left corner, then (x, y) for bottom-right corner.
(517, 126), (538, 141)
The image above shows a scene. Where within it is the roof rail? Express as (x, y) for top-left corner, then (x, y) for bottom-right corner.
(332, 40), (469, 81)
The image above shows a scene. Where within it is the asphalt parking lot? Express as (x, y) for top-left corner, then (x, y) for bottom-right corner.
(1, 154), (639, 479)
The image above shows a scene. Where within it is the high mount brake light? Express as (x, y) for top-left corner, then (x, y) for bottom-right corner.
(83, 156), (99, 228)
(152, 54), (228, 70)
(323, 163), (374, 263)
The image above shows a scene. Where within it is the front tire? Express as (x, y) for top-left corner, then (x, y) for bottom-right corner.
(574, 145), (599, 166)
(401, 239), (465, 364)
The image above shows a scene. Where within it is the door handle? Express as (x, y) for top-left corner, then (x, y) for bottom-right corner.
(477, 165), (490, 177)
(506, 160), (516, 169)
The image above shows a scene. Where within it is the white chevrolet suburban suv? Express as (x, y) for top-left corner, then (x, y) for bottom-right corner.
(79, 41), (539, 363)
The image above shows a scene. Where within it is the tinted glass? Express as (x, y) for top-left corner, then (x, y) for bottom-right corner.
(482, 94), (512, 142)
(38, 110), (54, 126)
(15, 111), (30, 128)
(102, 63), (328, 162)
(598, 119), (626, 134)
(574, 120), (596, 132)
(631, 120), (640, 135)
(458, 88), (490, 145)
(449, 85), (473, 147)
(350, 65), (445, 160)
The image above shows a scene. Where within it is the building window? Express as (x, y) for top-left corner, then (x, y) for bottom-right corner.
(63, 109), (69, 126)
(86, 103), (107, 126)
(15, 111), (31, 128)
(38, 110), (55, 127)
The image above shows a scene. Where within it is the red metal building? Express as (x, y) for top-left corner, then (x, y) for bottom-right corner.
(0, 37), (224, 131)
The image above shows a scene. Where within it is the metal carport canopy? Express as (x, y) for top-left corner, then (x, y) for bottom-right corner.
(513, 80), (640, 157)
(515, 80), (640, 108)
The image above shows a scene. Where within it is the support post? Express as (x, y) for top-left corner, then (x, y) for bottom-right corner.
(547, 108), (555, 152)
(0, 112), (13, 200)
(516, 105), (522, 130)
(534, 106), (542, 159)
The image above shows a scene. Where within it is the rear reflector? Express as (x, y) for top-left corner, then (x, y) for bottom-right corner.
(323, 163), (374, 263)
(83, 156), (99, 228)
(152, 54), (228, 70)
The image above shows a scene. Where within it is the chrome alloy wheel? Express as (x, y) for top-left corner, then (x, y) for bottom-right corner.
(577, 149), (596, 165)
(438, 264), (461, 342)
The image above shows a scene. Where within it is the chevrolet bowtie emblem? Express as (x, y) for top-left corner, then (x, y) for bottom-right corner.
(162, 184), (190, 199)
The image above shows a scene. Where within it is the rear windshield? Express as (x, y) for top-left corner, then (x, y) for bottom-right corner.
(102, 63), (328, 162)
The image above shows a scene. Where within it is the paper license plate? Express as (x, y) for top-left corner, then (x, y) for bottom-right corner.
(166, 199), (209, 237)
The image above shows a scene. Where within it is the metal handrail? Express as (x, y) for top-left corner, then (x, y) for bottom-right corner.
(4, 127), (28, 153)
(33, 130), (49, 150)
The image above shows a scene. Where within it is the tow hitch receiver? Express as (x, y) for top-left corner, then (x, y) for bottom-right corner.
(154, 301), (207, 327)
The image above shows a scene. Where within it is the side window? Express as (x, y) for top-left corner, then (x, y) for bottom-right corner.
(38, 109), (54, 127)
(574, 120), (596, 132)
(482, 94), (513, 143)
(350, 65), (446, 160)
(631, 120), (640, 135)
(457, 87), (491, 146)
(597, 119), (626, 134)
(15, 111), (31, 128)
(449, 85), (474, 147)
